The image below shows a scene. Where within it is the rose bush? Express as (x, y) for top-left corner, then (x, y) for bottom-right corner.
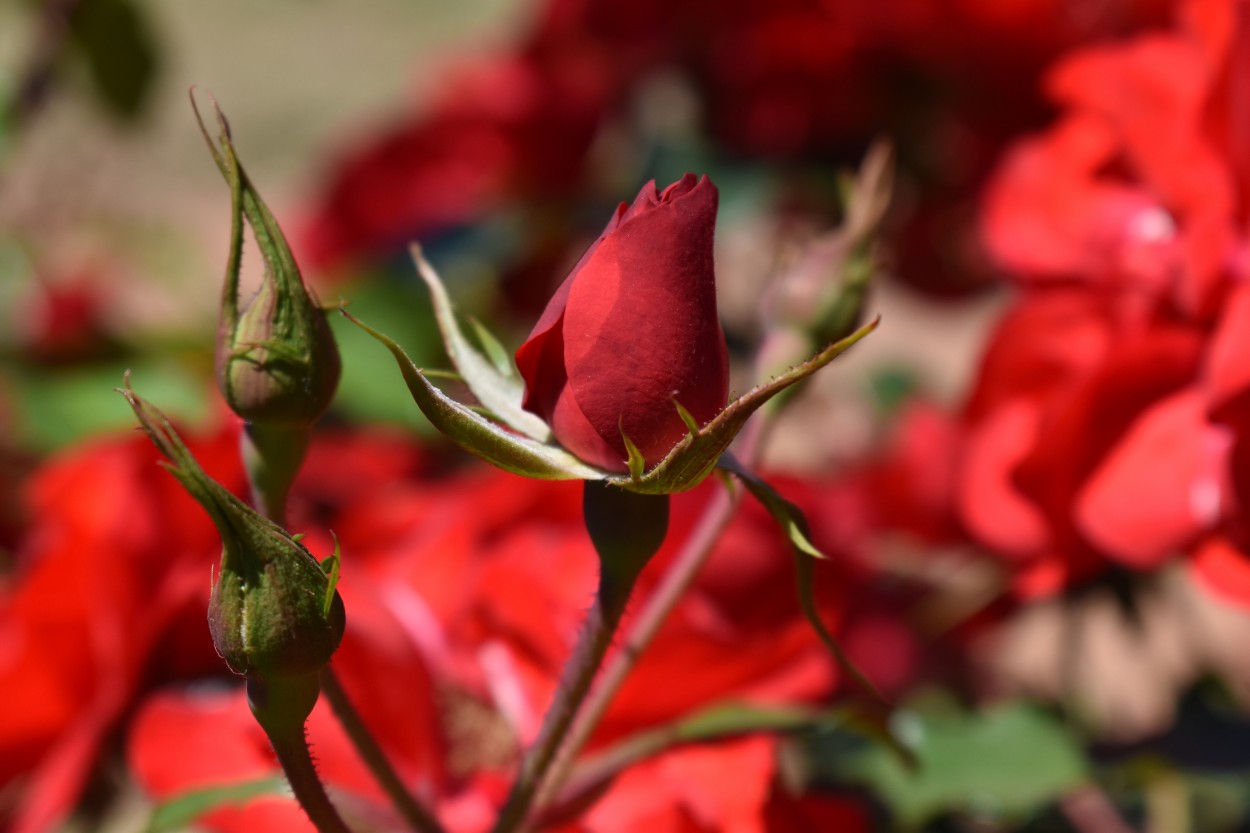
(122, 457), (876, 832)
(514, 174), (729, 472)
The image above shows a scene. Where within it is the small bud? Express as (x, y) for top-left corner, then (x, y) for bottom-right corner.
(121, 382), (345, 677)
(195, 96), (340, 426)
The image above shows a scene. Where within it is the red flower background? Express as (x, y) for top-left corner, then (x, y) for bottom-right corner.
(5, 0), (1250, 830)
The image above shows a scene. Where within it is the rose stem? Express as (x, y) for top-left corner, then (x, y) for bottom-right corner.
(528, 420), (765, 821)
(267, 726), (354, 833)
(491, 553), (650, 833)
(245, 444), (441, 833)
(530, 484), (741, 820)
(320, 668), (446, 833)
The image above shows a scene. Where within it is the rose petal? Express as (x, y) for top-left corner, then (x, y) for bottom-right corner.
(1076, 389), (1230, 567)
(563, 175), (727, 465)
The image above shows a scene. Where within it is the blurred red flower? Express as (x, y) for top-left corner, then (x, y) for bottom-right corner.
(0, 393), (896, 831)
(958, 0), (1250, 598)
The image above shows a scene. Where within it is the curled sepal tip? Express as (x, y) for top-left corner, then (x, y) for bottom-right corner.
(119, 378), (345, 677)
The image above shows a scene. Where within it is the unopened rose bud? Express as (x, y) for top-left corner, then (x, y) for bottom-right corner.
(515, 174), (729, 472)
(205, 104), (340, 427)
(121, 384), (345, 677)
(195, 97), (341, 518)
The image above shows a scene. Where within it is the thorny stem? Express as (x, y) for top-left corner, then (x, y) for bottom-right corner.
(267, 726), (354, 833)
(525, 420), (766, 824)
(531, 484), (742, 820)
(242, 425), (442, 833)
(320, 667), (446, 833)
(491, 560), (648, 833)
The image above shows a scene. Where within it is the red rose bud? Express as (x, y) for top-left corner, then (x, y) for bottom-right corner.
(198, 99), (340, 427)
(515, 174), (729, 471)
(121, 384), (345, 678)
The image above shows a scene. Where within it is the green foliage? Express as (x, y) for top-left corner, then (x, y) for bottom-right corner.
(7, 358), (208, 453)
(814, 697), (1089, 828)
(144, 777), (286, 833)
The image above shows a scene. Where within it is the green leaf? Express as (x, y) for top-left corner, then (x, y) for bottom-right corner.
(7, 358), (208, 454)
(718, 454), (893, 732)
(610, 317), (878, 495)
(718, 453), (823, 559)
(410, 245), (551, 441)
(343, 307), (605, 481)
(145, 776), (287, 833)
(69, 0), (159, 119)
(820, 699), (1089, 827)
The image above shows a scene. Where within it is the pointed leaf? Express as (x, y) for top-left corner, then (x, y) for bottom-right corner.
(816, 699), (1087, 827)
(343, 308), (604, 481)
(611, 317), (878, 494)
(793, 544), (885, 704)
(717, 453), (902, 754)
(718, 453), (823, 559)
(410, 245), (551, 441)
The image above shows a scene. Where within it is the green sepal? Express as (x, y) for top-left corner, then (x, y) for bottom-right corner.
(468, 315), (516, 377)
(342, 308), (605, 481)
(608, 317), (879, 495)
(120, 380), (345, 677)
(620, 428), (646, 481)
(321, 532), (342, 619)
(359, 251), (876, 494)
(410, 245), (550, 441)
(673, 399), (701, 436)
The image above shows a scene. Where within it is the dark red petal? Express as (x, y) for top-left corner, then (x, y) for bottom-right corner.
(515, 274), (574, 416)
(562, 175), (728, 464)
(550, 380), (629, 470)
